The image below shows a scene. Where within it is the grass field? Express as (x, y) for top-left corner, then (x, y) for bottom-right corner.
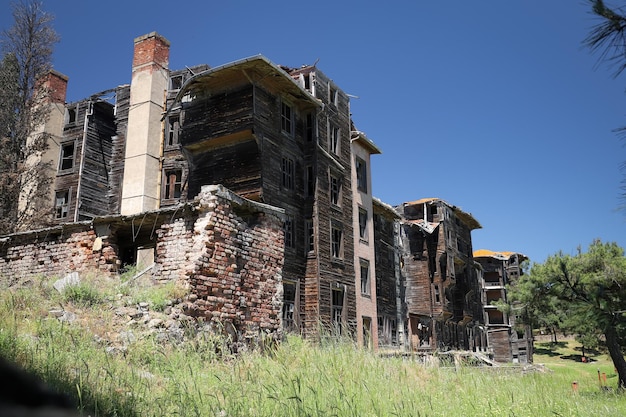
(0, 274), (624, 416)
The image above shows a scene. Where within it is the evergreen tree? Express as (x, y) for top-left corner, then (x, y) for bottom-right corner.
(509, 240), (626, 389)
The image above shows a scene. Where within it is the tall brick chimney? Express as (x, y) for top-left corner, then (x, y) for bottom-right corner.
(120, 32), (170, 215)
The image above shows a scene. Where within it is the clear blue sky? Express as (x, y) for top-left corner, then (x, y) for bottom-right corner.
(2, 0), (625, 265)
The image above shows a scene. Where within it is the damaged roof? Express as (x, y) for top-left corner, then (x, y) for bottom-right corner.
(168, 55), (321, 115)
(403, 198), (482, 230)
(473, 249), (527, 261)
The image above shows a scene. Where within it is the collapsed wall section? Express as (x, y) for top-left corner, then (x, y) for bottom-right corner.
(0, 184), (286, 339)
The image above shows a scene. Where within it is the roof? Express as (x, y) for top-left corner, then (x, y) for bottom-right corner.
(402, 198), (482, 230)
(351, 130), (382, 155)
(473, 249), (527, 261)
(167, 55), (321, 118)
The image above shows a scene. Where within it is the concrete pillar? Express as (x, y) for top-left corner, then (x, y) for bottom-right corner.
(120, 32), (170, 215)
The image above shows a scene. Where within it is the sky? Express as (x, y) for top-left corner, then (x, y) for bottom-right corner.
(1, 0), (625, 265)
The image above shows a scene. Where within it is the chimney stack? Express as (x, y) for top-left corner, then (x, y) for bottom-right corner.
(120, 32), (170, 215)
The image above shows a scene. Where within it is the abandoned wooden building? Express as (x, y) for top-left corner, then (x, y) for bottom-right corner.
(0, 32), (530, 362)
(473, 250), (533, 363)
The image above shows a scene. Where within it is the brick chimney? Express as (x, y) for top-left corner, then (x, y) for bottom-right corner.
(120, 32), (170, 215)
(41, 70), (68, 103)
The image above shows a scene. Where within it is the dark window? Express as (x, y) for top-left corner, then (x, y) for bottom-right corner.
(329, 86), (337, 106)
(356, 157), (367, 193)
(306, 113), (315, 142)
(66, 107), (76, 125)
(164, 170), (182, 200)
(331, 223), (343, 259)
(305, 219), (314, 253)
(284, 216), (294, 248)
(329, 125), (340, 155)
(358, 207), (368, 240)
(282, 157), (294, 190)
(281, 101), (293, 135)
(170, 75), (183, 90)
(331, 287), (344, 331)
(305, 165), (315, 196)
(54, 190), (70, 219)
(360, 259), (370, 295)
(283, 280), (298, 332)
(434, 284), (441, 303)
(167, 115), (180, 147)
(59, 142), (75, 171)
(330, 174), (341, 206)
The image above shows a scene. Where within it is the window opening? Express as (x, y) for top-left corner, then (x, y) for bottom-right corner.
(167, 115), (180, 147)
(54, 190), (70, 219)
(358, 207), (368, 240)
(305, 218), (314, 253)
(281, 101), (293, 135)
(330, 174), (341, 206)
(331, 222), (343, 259)
(360, 259), (370, 295)
(329, 125), (340, 154)
(356, 157), (367, 192)
(331, 286), (345, 332)
(282, 157), (294, 190)
(306, 113), (315, 142)
(164, 170), (182, 199)
(283, 280), (298, 332)
(59, 142), (75, 171)
(284, 216), (294, 248)
(305, 165), (315, 196)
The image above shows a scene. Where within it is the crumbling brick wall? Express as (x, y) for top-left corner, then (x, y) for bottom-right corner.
(182, 185), (285, 337)
(0, 225), (118, 282)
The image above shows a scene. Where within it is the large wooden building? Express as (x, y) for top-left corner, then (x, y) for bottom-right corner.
(15, 32), (529, 361)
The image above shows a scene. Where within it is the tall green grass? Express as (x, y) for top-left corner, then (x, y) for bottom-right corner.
(0, 275), (624, 416)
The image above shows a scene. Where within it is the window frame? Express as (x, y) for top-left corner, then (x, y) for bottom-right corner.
(281, 100), (294, 136)
(329, 124), (340, 155)
(58, 141), (76, 172)
(356, 157), (367, 193)
(305, 218), (314, 253)
(330, 220), (343, 260)
(281, 157), (295, 190)
(329, 173), (341, 206)
(163, 169), (183, 200)
(360, 258), (371, 296)
(54, 189), (70, 219)
(358, 207), (368, 242)
(284, 215), (295, 249)
(166, 114), (181, 147)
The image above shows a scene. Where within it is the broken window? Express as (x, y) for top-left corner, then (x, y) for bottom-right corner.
(306, 113), (315, 142)
(283, 279), (299, 332)
(305, 218), (314, 253)
(59, 142), (75, 171)
(329, 125), (340, 155)
(331, 221), (343, 259)
(329, 85), (338, 106)
(170, 74), (183, 90)
(167, 115), (180, 147)
(65, 106), (77, 125)
(358, 207), (368, 241)
(331, 286), (345, 332)
(329, 174), (341, 206)
(362, 316), (372, 348)
(281, 101), (293, 135)
(54, 190), (70, 219)
(356, 157), (367, 193)
(282, 157), (294, 190)
(305, 165), (315, 196)
(434, 284), (441, 304)
(360, 259), (370, 296)
(164, 170), (182, 200)
(284, 216), (294, 248)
